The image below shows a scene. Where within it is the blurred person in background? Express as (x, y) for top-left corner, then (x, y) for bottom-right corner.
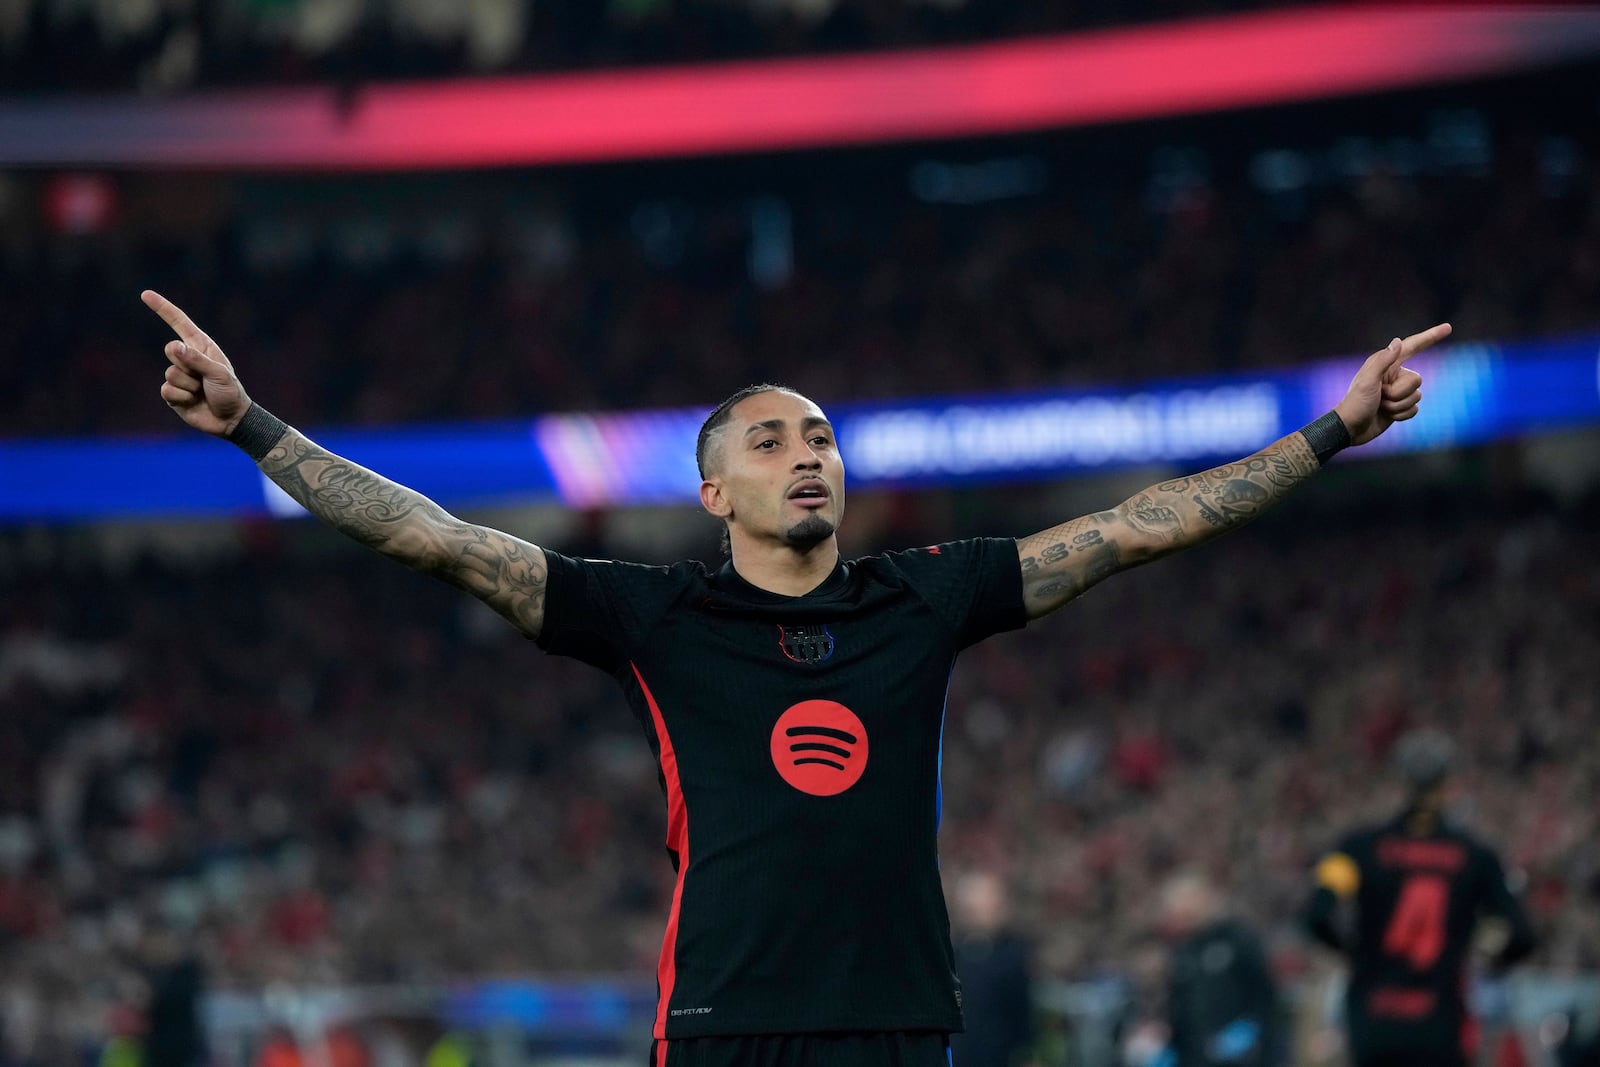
(139, 286), (1438, 1067)
(950, 870), (1035, 1067)
(1158, 870), (1282, 1067)
(136, 924), (206, 1067)
(1303, 729), (1538, 1067)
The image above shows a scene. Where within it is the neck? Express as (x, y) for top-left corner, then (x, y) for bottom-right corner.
(728, 536), (841, 597)
(1404, 791), (1445, 832)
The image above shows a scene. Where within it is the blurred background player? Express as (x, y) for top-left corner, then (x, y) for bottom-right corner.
(135, 924), (207, 1067)
(1158, 870), (1282, 1067)
(1303, 729), (1537, 1067)
(950, 870), (1036, 1067)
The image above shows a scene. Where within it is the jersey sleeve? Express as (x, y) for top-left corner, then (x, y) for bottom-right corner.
(1477, 847), (1538, 968)
(1313, 840), (1363, 900)
(1304, 831), (1364, 951)
(534, 550), (690, 672)
(882, 537), (1027, 649)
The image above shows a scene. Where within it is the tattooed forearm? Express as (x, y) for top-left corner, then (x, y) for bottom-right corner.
(1123, 493), (1184, 541)
(1155, 435), (1319, 539)
(259, 431), (548, 636)
(1018, 433), (1321, 619)
(261, 434), (434, 548)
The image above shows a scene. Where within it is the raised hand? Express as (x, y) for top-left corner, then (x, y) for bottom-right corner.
(1334, 323), (1448, 446)
(142, 289), (253, 437)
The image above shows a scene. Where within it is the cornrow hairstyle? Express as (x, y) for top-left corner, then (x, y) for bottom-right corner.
(695, 383), (791, 479)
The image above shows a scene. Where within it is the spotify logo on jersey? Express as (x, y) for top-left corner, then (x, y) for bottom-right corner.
(770, 700), (869, 796)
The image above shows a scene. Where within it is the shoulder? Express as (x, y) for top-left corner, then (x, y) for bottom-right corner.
(1314, 826), (1376, 895)
(851, 538), (1026, 643)
(539, 550), (710, 629)
(866, 537), (1017, 577)
(545, 549), (708, 589)
(1326, 823), (1380, 857)
(1425, 817), (1491, 858)
(1455, 826), (1510, 870)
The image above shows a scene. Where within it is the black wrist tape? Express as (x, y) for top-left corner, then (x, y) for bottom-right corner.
(228, 404), (290, 461)
(1299, 410), (1352, 467)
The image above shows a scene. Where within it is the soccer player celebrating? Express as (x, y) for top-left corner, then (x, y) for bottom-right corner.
(1303, 729), (1537, 1067)
(144, 289), (1440, 1067)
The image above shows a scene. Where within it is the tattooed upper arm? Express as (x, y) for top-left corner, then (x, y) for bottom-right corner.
(426, 521), (549, 639)
(1016, 510), (1131, 620)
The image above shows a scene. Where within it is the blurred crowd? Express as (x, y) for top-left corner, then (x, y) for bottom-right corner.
(0, 478), (1596, 1061)
(3, 0), (1290, 94)
(3, 92), (1598, 440)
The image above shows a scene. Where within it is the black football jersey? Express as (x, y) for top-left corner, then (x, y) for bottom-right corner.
(535, 538), (1026, 1038)
(1314, 816), (1532, 1028)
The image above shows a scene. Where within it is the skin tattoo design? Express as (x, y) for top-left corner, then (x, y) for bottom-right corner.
(1015, 433), (1320, 614)
(261, 432), (550, 636)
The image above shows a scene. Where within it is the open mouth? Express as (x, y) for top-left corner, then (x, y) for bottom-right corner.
(787, 480), (830, 508)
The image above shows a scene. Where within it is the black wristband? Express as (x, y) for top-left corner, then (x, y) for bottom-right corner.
(1299, 410), (1352, 467)
(228, 404), (290, 461)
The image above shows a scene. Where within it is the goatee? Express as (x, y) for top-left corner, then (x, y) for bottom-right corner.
(783, 514), (835, 550)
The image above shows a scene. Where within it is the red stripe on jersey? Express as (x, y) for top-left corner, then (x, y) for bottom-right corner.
(633, 664), (688, 1040)
(654, 1039), (669, 1067)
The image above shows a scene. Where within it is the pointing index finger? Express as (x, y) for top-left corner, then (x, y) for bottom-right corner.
(141, 289), (205, 345)
(1399, 322), (1452, 361)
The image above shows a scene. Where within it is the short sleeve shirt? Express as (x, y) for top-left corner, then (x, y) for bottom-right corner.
(536, 538), (1025, 1037)
(1324, 818), (1527, 1028)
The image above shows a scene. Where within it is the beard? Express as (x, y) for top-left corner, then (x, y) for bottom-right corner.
(782, 513), (836, 550)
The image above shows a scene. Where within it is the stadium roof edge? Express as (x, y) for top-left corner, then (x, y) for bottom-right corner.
(4, 4), (1600, 170)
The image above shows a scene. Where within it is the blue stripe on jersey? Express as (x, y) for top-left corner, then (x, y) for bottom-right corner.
(936, 671), (954, 831)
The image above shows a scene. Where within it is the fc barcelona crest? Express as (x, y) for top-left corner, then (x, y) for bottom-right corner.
(778, 624), (835, 665)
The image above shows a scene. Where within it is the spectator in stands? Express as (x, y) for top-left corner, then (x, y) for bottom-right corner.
(5, 96), (1595, 440)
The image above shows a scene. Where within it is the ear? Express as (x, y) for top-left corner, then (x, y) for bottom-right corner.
(700, 479), (733, 520)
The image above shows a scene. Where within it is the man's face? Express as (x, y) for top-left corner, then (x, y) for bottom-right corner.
(702, 390), (846, 551)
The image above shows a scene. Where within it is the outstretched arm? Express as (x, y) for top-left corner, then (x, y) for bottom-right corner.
(142, 290), (548, 638)
(1020, 325), (1447, 620)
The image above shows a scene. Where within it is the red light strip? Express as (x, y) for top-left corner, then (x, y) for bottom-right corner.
(4, 4), (1599, 169)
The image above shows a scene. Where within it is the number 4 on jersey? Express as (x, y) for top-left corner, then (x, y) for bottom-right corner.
(1383, 874), (1448, 969)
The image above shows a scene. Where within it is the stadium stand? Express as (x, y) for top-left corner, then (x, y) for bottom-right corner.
(2, 75), (1597, 439)
(3, 0), (1298, 92)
